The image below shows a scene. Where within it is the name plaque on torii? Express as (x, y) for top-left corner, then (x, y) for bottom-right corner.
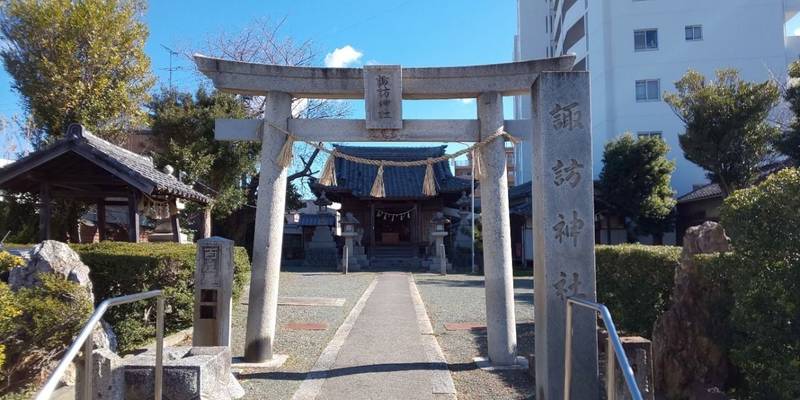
(364, 65), (402, 130)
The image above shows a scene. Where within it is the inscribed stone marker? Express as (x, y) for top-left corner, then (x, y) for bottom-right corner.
(193, 236), (234, 348)
(364, 65), (402, 130)
(531, 71), (598, 399)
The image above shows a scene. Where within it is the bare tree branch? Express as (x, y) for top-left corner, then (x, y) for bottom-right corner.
(191, 17), (350, 191)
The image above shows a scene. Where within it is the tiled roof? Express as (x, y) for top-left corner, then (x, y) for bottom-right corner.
(315, 145), (472, 199)
(298, 213), (336, 226)
(677, 183), (722, 204)
(0, 124), (210, 203)
(677, 159), (794, 205)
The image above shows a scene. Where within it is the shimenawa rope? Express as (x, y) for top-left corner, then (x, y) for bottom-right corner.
(268, 121), (518, 198)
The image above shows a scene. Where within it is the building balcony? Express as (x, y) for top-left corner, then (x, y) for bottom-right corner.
(787, 0), (800, 22)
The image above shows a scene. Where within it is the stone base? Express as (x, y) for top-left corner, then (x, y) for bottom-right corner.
(422, 258), (453, 273)
(231, 354), (288, 370)
(124, 346), (240, 400)
(473, 356), (529, 371)
(303, 248), (337, 268)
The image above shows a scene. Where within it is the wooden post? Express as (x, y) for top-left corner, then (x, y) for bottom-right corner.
(39, 183), (51, 242)
(127, 191), (140, 243)
(169, 197), (181, 243)
(97, 198), (107, 241)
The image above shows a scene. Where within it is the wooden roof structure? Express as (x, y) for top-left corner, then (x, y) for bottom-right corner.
(0, 124), (211, 242)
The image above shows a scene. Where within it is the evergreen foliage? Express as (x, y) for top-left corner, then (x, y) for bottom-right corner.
(598, 133), (676, 241)
(774, 61), (800, 164)
(664, 69), (780, 196)
(0, 0), (154, 144)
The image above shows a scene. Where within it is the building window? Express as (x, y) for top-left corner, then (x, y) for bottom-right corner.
(637, 131), (663, 139)
(634, 29), (658, 51)
(635, 79), (660, 101)
(685, 25), (702, 41)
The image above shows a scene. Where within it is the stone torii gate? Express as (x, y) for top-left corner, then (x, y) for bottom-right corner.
(195, 54), (599, 399)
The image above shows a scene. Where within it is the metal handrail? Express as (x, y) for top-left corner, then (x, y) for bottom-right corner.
(35, 290), (165, 400)
(564, 297), (643, 400)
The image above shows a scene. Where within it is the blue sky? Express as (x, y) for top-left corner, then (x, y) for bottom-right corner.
(0, 0), (518, 159)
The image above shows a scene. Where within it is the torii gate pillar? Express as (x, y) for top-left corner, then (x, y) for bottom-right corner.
(244, 91), (291, 362)
(477, 92), (519, 366)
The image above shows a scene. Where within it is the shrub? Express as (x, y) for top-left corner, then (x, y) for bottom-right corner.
(596, 244), (680, 337)
(0, 252), (24, 276)
(714, 168), (800, 399)
(72, 242), (250, 353)
(0, 274), (92, 394)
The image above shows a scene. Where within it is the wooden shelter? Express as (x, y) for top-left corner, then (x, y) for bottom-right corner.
(0, 123), (211, 242)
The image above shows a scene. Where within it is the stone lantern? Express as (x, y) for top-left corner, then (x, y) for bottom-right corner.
(314, 191), (332, 213)
(429, 211), (451, 274)
(340, 212), (361, 273)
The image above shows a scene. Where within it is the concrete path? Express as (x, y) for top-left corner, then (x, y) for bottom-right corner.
(295, 272), (455, 400)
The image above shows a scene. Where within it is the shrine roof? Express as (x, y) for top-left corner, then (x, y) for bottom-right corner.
(0, 124), (211, 203)
(312, 145), (472, 199)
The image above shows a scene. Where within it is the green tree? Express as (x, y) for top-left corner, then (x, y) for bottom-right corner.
(598, 133), (676, 243)
(148, 88), (257, 218)
(0, 0), (154, 144)
(774, 61), (800, 164)
(665, 69), (780, 196)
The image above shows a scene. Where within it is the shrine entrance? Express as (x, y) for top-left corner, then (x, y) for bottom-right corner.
(195, 54), (599, 399)
(374, 206), (414, 245)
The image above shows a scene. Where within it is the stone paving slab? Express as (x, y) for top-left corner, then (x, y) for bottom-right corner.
(241, 296), (347, 307)
(279, 297), (347, 307)
(444, 322), (486, 331)
(285, 322), (329, 331)
(301, 272), (455, 400)
(232, 270), (375, 400)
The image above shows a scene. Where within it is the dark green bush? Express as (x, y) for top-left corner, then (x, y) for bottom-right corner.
(72, 242), (250, 353)
(715, 168), (800, 399)
(596, 244), (680, 337)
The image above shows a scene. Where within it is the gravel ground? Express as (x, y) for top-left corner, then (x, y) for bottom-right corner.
(414, 272), (536, 400)
(231, 267), (375, 400)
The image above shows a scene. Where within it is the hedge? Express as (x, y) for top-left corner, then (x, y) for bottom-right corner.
(713, 168), (800, 399)
(596, 244), (680, 337)
(72, 242), (250, 353)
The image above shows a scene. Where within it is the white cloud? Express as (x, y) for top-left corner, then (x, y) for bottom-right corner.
(459, 98), (475, 104)
(794, 27), (800, 36)
(324, 45), (363, 68)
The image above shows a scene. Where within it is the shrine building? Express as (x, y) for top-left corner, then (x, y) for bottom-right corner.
(310, 145), (472, 263)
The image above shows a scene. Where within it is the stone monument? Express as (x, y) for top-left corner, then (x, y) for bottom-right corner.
(303, 192), (338, 269)
(532, 71), (598, 398)
(193, 237), (234, 348)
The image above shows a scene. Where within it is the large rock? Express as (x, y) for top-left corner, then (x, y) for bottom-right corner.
(9, 240), (117, 353)
(652, 221), (731, 399)
(9, 240), (93, 298)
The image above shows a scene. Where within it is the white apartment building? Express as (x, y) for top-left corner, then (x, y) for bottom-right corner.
(513, 0), (800, 195)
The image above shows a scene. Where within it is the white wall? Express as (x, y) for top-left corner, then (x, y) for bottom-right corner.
(515, 0), (797, 195)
